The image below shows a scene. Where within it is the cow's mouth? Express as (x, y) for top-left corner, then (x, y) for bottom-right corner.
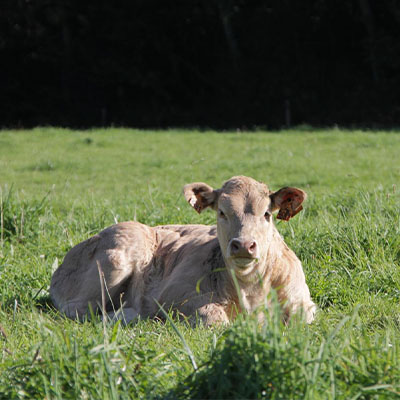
(230, 257), (257, 268)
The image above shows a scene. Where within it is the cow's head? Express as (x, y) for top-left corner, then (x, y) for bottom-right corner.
(183, 176), (306, 279)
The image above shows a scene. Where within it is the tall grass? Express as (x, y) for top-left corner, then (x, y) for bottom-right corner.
(173, 305), (400, 399)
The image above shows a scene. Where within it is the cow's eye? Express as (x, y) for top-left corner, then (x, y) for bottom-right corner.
(218, 209), (226, 219)
(264, 211), (271, 221)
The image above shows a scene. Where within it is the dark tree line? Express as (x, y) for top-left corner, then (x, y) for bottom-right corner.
(1, 0), (399, 129)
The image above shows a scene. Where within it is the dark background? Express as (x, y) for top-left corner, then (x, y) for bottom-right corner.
(1, 0), (400, 129)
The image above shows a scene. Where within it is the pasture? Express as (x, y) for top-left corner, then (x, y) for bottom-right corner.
(0, 127), (400, 399)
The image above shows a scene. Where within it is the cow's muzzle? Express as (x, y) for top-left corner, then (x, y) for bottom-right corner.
(228, 238), (259, 266)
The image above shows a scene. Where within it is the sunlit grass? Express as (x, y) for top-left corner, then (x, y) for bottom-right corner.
(0, 127), (400, 398)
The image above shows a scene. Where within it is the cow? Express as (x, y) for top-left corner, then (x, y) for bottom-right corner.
(50, 176), (316, 326)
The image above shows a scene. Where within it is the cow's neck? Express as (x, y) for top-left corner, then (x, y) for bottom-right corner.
(226, 229), (283, 313)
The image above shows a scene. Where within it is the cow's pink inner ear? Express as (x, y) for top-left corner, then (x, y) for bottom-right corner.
(183, 183), (217, 213)
(270, 187), (307, 221)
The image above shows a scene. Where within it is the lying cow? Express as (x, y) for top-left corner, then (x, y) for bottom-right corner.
(50, 176), (316, 325)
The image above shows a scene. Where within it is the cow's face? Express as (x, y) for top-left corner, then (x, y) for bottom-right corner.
(184, 176), (306, 279)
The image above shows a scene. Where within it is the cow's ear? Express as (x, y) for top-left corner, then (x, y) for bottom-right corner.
(270, 187), (307, 221)
(183, 182), (219, 213)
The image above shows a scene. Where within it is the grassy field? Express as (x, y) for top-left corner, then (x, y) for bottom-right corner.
(0, 127), (400, 399)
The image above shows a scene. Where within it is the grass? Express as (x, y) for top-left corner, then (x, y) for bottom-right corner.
(0, 127), (400, 399)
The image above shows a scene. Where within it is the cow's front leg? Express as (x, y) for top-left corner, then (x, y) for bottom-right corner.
(107, 307), (139, 325)
(278, 285), (317, 324)
(195, 303), (229, 326)
(302, 301), (317, 324)
(159, 288), (229, 326)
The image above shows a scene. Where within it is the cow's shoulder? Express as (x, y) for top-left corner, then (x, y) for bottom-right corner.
(149, 224), (221, 278)
(153, 224), (217, 263)
(156, 224), (217, 239)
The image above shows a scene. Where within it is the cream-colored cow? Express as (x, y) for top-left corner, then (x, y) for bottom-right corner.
(50, 176), (316, 325)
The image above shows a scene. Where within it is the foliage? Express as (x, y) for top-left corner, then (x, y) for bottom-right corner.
(173, 308), (400, 399)
(1, 1), (400, 128)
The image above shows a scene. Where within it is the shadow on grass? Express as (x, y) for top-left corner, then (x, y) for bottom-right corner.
(34, 294), (56, 314)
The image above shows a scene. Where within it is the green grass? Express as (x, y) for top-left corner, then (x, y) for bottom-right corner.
(0, 127), (400, 399)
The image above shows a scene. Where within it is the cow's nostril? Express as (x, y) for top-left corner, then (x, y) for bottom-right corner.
(249, 241), (257, 253)
(231, 240), (240, 252)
